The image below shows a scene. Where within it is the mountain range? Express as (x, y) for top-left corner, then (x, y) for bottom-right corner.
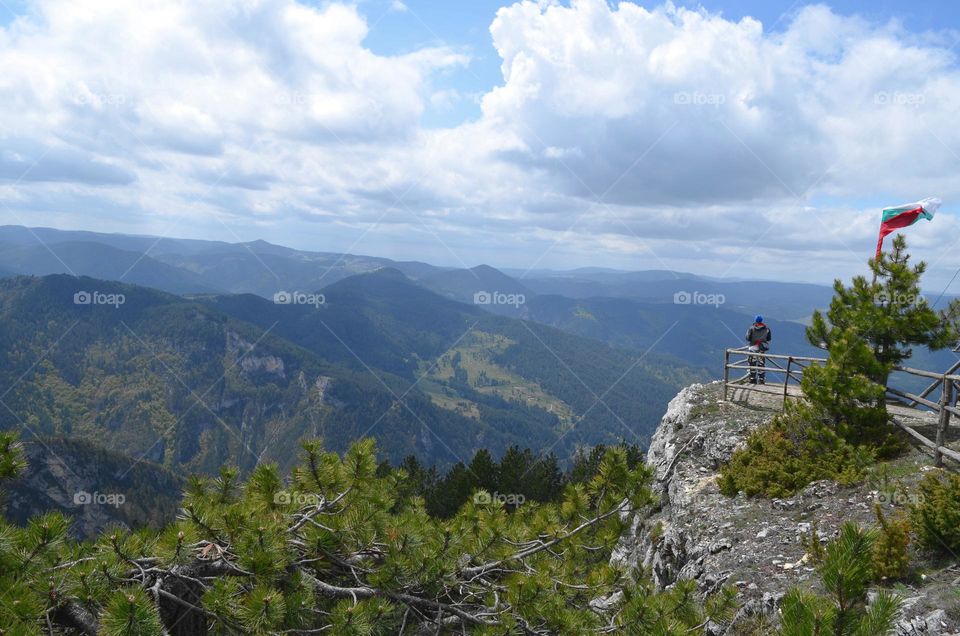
(3, 224), (956, 375)
(0, 226), (837, 361)
(2, 225), (958, 535)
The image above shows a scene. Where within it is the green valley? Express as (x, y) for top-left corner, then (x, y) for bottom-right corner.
(419, 330), (577, 428)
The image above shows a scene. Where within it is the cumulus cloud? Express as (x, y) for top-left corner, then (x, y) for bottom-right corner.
(480, 1), (960, 207)
(454, 0), (960, 283)
(2, 0), (960, 286)
(0, 0), (466, 145)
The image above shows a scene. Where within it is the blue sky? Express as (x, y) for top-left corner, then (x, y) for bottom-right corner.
(355, 0), (960, 127)
(4, 0), (960, 130)
(357, 0), (507, 127)
(0, 0), (909, 131)
(2, 0), (960, 287)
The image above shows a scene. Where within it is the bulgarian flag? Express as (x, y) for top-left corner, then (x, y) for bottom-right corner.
(876, 197), (941, 258)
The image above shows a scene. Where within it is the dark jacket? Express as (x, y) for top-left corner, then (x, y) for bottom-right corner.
(745, 323), (772, 351)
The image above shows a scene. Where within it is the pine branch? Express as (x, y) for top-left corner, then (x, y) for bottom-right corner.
(289, 487), (352, 534)
(299, 570), (497, 627)
(460, 497), (630, 578)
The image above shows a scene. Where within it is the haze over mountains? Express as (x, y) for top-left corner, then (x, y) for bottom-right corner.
(1, 224), (957, 498)
(0, 225), (829, 344)
(0, 268), (687, 474)
(0, 225), (829, 309)
(3, 224), (957, 370)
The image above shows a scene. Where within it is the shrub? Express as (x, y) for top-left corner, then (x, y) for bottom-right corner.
(910, 470), (960, 555)
(872, 503), (911, 581)
(719, 404), (874, 498)
(801, 521), (825, 565)
(779, 522), (901, 636)
(0, 436), (739, 634)
(649, 520), (664, 544)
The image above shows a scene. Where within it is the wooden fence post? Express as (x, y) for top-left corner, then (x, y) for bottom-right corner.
(935, 375), (951, 468)
(782, 356), (792, 411)
(723, 349), (729, 401)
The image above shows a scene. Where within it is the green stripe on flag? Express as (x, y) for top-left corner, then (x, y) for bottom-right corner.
(881, 205), (924, 223)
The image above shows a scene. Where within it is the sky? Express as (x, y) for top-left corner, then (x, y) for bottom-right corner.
(2, 0), (960, 289)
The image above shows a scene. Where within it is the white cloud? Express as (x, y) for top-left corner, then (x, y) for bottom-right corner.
(452, 0), (960, 283)
(2, 0), (960, 287)
(479, 1), (960, 208)
(428, 88), (462, 112)
(0, 0), (466, 152)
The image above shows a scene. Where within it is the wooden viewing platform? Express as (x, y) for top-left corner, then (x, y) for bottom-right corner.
(723, 346), (960, 468)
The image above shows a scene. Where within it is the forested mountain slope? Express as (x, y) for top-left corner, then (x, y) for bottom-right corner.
(0, 273), (698, 477)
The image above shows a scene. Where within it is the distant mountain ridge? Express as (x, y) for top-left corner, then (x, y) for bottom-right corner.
(0, 226), (834, 321)
(2, 225), (956, 378)
(0, 225), (447, 297)
(0, 239), (218, 294)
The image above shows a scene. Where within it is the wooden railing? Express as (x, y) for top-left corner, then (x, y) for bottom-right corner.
(723, 346), (960, 468)
(885, 365), (960, 467)
(722, 346), (825, 404)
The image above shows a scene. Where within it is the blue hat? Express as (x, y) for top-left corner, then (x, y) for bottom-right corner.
(754, 315), (763, 323)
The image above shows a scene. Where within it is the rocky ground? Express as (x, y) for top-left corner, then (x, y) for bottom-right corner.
(613, 382), (960, 635)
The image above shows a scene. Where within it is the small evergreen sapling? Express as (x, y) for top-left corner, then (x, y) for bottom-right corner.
(871, 504), (911, 582)
(780, 522), (901, 636)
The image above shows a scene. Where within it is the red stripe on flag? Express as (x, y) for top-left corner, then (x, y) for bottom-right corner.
(876, 208), (924, 258)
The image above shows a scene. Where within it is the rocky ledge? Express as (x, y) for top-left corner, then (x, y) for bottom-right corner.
(613, 382), (959, 635)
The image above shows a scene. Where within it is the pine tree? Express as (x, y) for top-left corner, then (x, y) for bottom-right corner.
(496, 445), (533, 498)
(521, 451), (564, 503)
(0, 431), (25, 481)
(805, 235), (960, 444)
(4, 434), (743, 634)
(801, 330), (889, 444)
(467, 448), (499, 493)
(807, 234), (959, 381)
(570, 443), (644, 484)
(430, 460), (476, 517)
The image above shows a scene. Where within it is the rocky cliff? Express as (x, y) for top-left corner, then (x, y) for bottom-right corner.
(613, 382), (959, 635)
(4, 438), (182, 539)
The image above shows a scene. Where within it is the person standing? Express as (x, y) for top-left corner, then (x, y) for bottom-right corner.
(745, 315), (772, 384)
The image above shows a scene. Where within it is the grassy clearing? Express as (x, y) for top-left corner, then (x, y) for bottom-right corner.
(421, 331), (576, 426)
